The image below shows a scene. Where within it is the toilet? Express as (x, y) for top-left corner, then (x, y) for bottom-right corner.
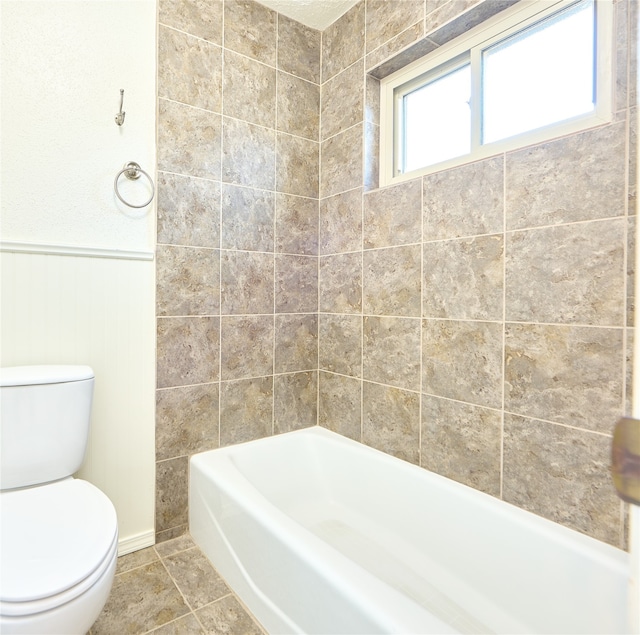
(0, 365), (118, 635)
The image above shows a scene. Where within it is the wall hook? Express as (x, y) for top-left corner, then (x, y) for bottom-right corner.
(115, 89), (126, 126)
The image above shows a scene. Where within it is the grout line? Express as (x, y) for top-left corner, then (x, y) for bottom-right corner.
(419, 172), (424, 468)
(500, 152), (507, 501)
(272, 12), (279, 438)
(160, 94), (320, 146)
(218, 2), (226, 451)
(159, 22), (320, 88)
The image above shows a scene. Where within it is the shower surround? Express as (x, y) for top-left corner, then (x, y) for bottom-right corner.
(156, 0), (637, 548)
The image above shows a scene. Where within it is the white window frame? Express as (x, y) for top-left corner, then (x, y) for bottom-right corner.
(379, 0), (613, 187)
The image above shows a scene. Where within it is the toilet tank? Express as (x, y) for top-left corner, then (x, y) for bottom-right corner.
(0, 365), (95, 491)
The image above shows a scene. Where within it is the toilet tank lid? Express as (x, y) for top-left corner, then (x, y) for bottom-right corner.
(0, 365), (94, 387)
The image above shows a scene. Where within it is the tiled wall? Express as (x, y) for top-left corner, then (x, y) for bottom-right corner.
(318, 0), (636, 547)
(155, 0), (320, 542)
(156, 0), (636, 548)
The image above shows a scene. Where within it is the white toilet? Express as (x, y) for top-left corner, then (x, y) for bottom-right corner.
(0, 365), (118, 635)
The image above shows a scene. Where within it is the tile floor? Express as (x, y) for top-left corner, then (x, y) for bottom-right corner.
(89, 534), (265, 635)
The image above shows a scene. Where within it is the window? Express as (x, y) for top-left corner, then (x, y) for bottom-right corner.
(380, 0), (612, 186)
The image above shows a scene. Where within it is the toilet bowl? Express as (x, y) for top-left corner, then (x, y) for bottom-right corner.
(0, 366), (119, 635)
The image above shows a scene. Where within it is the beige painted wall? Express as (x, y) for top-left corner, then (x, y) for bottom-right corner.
(0, 0), (157, 554)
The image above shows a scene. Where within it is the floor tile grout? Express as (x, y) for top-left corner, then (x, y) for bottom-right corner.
(92, 533), (264, 635)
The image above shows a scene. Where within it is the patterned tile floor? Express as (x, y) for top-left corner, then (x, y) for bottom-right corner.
(90, 534), (265, 634)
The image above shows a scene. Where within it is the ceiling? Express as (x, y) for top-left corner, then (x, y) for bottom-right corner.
(256, 0), (360, 30)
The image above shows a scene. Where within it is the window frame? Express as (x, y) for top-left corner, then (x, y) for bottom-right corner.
(379, 0), (613, 187)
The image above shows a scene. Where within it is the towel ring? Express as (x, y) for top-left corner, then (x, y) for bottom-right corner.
(114, 162), (155, 208)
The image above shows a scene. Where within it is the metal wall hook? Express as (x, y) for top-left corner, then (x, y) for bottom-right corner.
(115, 89), (126, 126)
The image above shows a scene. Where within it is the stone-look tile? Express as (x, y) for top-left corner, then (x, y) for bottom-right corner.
(364, 121), (380, 192)
(365, 75), (380, 124)
(156, 384), (219, 461)
(366, 22), (424, 73)
(363, 245), (421, 317)
(274, 371), (318, 433)
(504, 323), (624, 434)
(91, 560), (189, 635)
(223, 50), (276, 129)
(276, 134), (319, 198)
(363, 316), (421, 390)
(163, 548), (230, 610)
(630, 2), (638, 109)
(222, 118), (275, 190)
(318, 371), (361, 440)
(318, 253), (362, 314)
(614, 0), (629, 116)
(320, 124), (363, 198)
(423, 156), (503, 240)
(158, 100), (222, 180)
(221, 185), (274, 253)
(158, 0), (222, 44)
(321, 60), (364, 141)
(275, 254), (318, 313)
(363, 382), (419, 464)
(196, 596), (263, 635)
(503, 414), (621, 545)
(421, 395), (501, 496)
(221, 315), (273, 380)
(158, 26), (222, 112)
(149, 614), (205, 634)
(220, 251), (274, 315)
(277, 72), (320, 141)
(423, 234), (504, 321)
(627, 328), (634, 417)
(115, 546), (158, 576)
(156, 245), (220, 317)
(365, 0), (424, 54)
(157, 173), (220, 248)
(368, 36), (438, 80)
(156, 457), (189, 534)
(422, 319), (503, 409)
(220, 377), (273, 446)
(275, 313), (318, 373)
(277, 15), (321, 83)
(629, 215), (636, 328)
(157, 317), (220, 388)
(154, 534), (197, 559)
(223, 0), (276, 65)
(505, 123), (626, 230)
(426, 0), (517, 45)
(319, 188), (362, 255)
(319, 314), (362, 377)
(276, 194), (318, 256)
(156, 526), (189, 545)
(363, 179), (421, 249)
(321, 0), (365, 82)
(506, 220), (625, 326)
(630, 107), (638, 213)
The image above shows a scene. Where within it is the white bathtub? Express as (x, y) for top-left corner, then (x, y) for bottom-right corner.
(189, 426), (629, 634)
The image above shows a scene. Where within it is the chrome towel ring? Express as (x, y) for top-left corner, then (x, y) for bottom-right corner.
(114, 161), (155, 208)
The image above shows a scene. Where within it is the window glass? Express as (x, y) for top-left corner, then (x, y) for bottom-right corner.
(402, 63), (471, 172)
(482, 0), (595, 144)
(380, 0), (611, 186)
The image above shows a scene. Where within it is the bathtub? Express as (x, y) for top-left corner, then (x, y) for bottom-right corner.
(189, 426), (629, 634)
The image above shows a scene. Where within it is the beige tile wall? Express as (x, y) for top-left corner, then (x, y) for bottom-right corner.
(156, 0), (320, 542)
(156, 0), (637, 548)
(317, 0), (636, 547)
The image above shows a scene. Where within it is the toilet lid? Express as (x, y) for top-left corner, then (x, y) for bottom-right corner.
(0, 478), (118, 604)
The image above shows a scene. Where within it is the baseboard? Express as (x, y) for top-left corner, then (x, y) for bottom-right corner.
(118, 529), (155, 556)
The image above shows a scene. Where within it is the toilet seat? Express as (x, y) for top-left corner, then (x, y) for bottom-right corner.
(0, 478), (118, 616)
